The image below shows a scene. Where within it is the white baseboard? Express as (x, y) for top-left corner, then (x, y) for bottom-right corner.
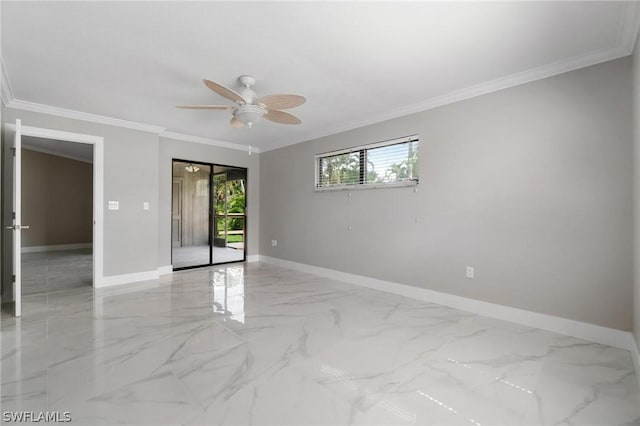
(22, 243), (92, 253)
(158, 265), (173, 276)
(259, 256), (635, 351)
(247, 255), (260, 263)
(96, 269), (159, 288)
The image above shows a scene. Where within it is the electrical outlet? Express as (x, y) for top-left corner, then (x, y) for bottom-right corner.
(271, 240), (278, 247)
(143, 202), (149, 210)
(466, 266), (474, 279)
(108, 201), (119, 210)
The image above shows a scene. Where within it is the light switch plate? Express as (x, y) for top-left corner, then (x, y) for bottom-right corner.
(108, 201), (119, 210)
(466, 266), (474, 279)
(143, 202), (149, 210)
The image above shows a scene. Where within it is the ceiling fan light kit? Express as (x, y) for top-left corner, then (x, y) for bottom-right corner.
(178, 75), (305, 129)
(234, 104), (264, 128)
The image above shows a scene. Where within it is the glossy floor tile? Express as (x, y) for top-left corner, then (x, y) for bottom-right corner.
(1, 257), (639, 425)
(172, 245), (245, 268)
(21, 248), (93, 295)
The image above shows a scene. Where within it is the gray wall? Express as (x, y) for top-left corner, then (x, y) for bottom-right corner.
(2, 104), (15, 301)
(633, 38), (640, 350)
(0, 108), (261, 295)
(260, 57), (633, 331)
(2, 108), (159, 279)
(21, 148), (92, 247)
(0, 101), (4, 302)
(158, 137), (259, 267)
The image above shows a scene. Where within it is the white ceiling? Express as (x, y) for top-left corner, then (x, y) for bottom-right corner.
(2, 2), (638, 151)
(22, 136), (93, 164)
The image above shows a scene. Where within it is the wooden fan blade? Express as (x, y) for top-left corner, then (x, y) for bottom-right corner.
(230, 117), (244, 128)
(257, 94), (306, 110)
(203, 79), (246, 103)
(264, 110), (302, 125)
(176, 105), (233, 110)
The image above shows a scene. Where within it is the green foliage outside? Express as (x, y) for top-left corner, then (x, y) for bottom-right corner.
(319, 142), (418, 187)
(214, 173), (246, 243)
(377, 142), (419, 183)
(226, 234), (244, 243)
(320, 152), (361, 186)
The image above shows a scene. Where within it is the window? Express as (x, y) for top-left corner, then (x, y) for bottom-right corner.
(315, 135), (419, 190)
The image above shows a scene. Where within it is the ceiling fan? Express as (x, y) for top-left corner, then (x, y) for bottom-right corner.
(177, 75), (305, 128)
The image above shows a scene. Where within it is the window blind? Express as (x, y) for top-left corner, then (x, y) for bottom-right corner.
(315, 135), (419, 190)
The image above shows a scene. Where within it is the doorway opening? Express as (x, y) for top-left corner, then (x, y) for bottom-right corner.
(2, 121), (104, 317)
(171, 159), (247, 270)
(21, 137), (94, 294)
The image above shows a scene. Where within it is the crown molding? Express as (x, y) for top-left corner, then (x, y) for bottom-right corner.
(160, 130), (259, 153)
(6, 98), (167, 134)
(6, 98), (254, 153)
(1, 57), (15, 106)
(4, 1), (639, 154)
(620, 1), (640, 54)
(260, 44), (630, 153)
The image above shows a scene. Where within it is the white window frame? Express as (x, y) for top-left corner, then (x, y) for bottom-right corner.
(314, 134), (419, 191)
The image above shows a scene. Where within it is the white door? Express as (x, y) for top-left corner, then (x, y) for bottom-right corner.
(9, 119), (27, 317)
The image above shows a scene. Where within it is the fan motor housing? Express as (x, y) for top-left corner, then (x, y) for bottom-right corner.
(234, 104), (265, 127)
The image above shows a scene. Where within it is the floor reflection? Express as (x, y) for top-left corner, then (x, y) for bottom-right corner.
(0, 262), (637, 425)
(212, 266), (245, 323)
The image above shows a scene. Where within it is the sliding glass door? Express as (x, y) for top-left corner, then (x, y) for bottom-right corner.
(171, 160), (247, 270)
(213, 166), (246, 264)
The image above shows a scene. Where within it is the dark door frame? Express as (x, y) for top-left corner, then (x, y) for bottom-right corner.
(171, 158), (248, 271)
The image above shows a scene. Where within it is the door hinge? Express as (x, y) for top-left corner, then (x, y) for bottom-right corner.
(12, 274), (15, 283)
(12, 211), (16, 220)
(11, 147), (15, 156)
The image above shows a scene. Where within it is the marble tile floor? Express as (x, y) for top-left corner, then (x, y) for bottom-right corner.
(21, 248), (93, 295)
(1, 262), (638, 425)
(172, 245), (245, 269)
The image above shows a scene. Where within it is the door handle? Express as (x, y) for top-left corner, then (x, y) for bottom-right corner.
(5, 225), (30, 230)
